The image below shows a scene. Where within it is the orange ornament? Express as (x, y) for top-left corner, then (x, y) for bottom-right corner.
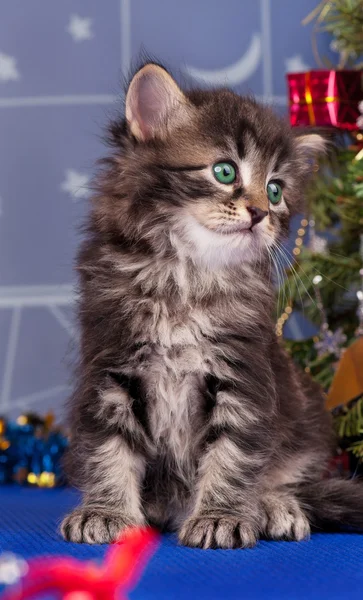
(326, 337), (363, 411)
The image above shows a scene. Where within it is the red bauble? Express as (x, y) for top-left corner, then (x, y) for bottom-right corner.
(1, 527), (159, 600)
(287, 70), (363, 130)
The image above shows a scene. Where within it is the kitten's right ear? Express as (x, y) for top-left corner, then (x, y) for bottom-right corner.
(125, 63), (189, 141)
(293, 128), (336, 160)
(294, 133), (328, 156)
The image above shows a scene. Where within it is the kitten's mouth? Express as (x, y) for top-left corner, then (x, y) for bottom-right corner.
(214, 223), (253, 235)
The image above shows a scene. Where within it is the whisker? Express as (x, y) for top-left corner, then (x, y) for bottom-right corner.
(275, 241), (316, 310)
(270, 245), (288, 314)
(270, 247), (284, 313)
(274, 244), (305, 315)
(280, 242), (350, 294)
(265, 243), (280, 310)
(312, 268), (350, 292)
(321, 249), (358, 261)
(275, 246), (293, 313)
(264, 246), (277, 297)
(269, 249), (285, 314)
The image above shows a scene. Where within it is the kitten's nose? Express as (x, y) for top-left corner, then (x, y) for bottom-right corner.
(246, 206), (268, 228)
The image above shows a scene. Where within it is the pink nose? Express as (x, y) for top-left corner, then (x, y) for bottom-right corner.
(246, 206), (268, 228)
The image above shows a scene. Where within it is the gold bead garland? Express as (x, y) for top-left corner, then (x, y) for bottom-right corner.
(275, 217), (308, 337)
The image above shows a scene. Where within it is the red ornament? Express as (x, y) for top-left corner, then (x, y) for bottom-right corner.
(327, 451), (351, 478)
(287, 70), (363, 130)
(1, 527), (159, 600)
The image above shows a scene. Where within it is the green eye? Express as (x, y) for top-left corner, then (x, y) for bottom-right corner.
(213, 162), (236, 184)
(267, 181), (283, 205)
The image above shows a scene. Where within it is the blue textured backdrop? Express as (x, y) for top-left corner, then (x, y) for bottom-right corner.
(0, 1), (332, 419)
(1, 486), (363, 599)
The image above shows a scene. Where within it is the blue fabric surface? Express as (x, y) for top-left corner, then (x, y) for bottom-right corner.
(1, 486), (363, 599)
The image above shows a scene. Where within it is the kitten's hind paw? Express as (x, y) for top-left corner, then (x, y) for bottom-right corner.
(178, 515), (258, 549)
(60, 507), (142, 544)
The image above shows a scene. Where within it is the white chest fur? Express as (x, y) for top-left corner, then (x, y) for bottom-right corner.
(141, 302), (213, 464)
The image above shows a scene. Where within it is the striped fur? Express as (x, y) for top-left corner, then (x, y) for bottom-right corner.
(61, 64), (361, 548)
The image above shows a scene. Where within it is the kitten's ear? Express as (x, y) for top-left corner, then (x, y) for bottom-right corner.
(294, 131), (329, 157)
(125, 64), (189, 141)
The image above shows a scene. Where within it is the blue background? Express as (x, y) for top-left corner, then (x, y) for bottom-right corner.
(0, 1), (332, 419)
(1, 486), (363, 599)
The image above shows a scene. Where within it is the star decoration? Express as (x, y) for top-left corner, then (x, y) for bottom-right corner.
(314, 327), (347, 358)
(0, 52), (20, 82)
(330, 40), (341, 53)
(310, 234), (328, 254)
(66, 14), (93, 42)
(61, 170), (90, 200)
(285, 54), (309, 73)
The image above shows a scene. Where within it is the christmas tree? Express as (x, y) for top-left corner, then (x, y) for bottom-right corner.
(279, 0), (363, 462)
(303, 0), (363, 69)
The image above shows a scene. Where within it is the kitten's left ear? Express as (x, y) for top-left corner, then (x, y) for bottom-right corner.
(294, 131), (329, 157)
(125, 63), (190, 141)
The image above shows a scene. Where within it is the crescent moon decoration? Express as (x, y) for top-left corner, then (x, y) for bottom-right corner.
(183, 33), (262, 87)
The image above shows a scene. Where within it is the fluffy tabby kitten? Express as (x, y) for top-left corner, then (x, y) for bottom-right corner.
(61, 63), (363, 548)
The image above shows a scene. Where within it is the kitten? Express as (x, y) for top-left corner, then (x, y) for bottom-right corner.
(61, 63), (363, 548)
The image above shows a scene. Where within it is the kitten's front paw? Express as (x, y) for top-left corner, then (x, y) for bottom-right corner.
(178, 515), (258, 549)
(61, 507), (140, 544)
(262, 493), (310, 541)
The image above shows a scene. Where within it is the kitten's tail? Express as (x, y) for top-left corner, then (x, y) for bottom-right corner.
(297, 479), (363, 530)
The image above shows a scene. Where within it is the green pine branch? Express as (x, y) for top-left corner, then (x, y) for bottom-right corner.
(279, 143), (363, 391)
(348, 440), (363, 459)
(295, 1), (363, 458)
(335, 396), (363, 438)
(304, 0), (363, 68)
(333, 395), (363, 462)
